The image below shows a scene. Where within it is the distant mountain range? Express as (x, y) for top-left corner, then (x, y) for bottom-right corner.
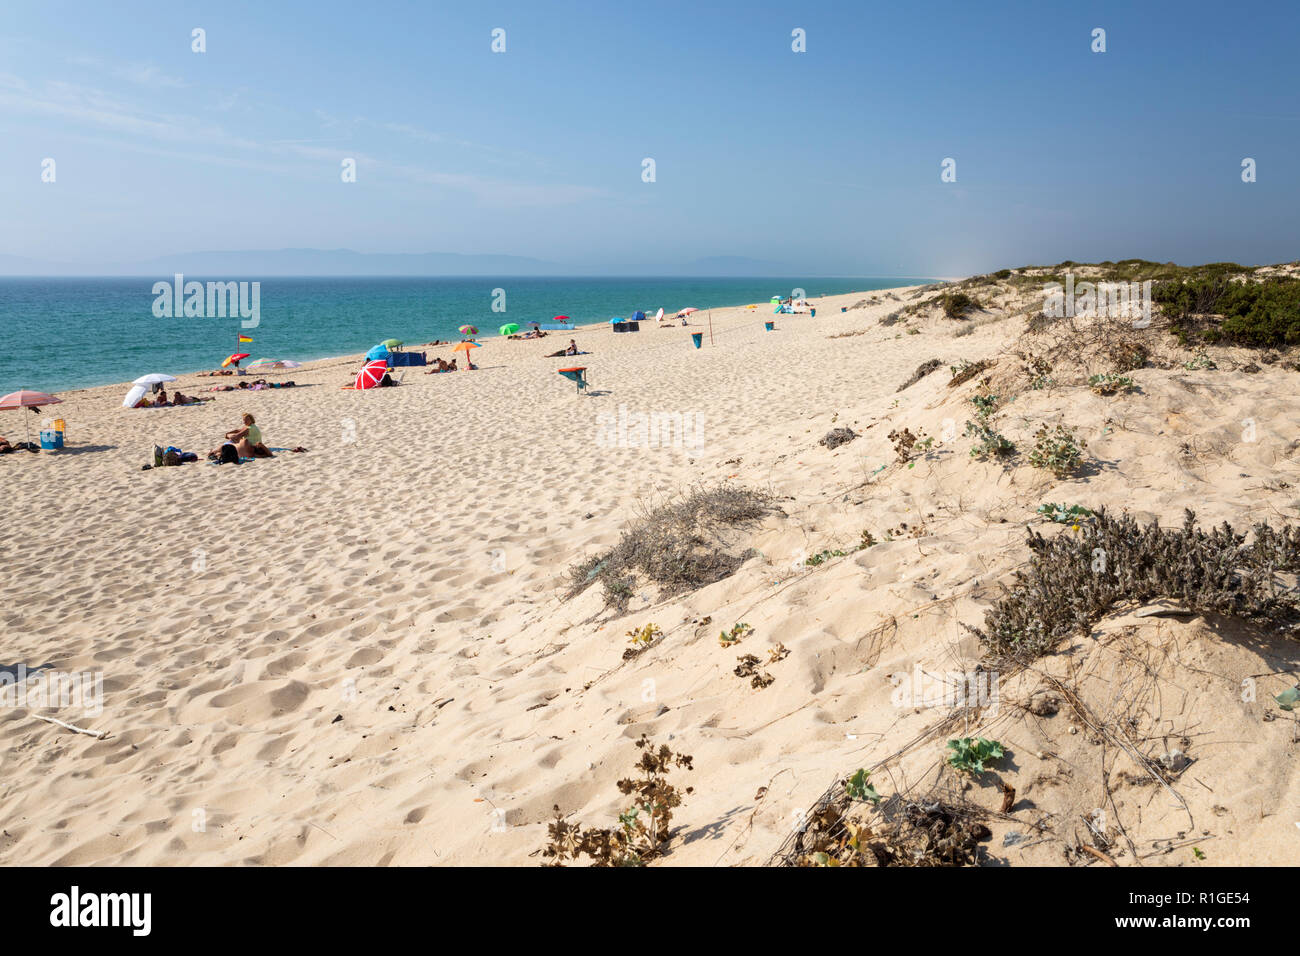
(0, 249), (828, 278)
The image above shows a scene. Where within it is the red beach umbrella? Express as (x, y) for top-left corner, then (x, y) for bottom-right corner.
(355, 359), (389, 390)
(222, 353), (251, 368)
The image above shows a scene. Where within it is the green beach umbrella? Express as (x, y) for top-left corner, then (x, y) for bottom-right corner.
(499, 323), (520, 335)
(381, 338), (403, 349)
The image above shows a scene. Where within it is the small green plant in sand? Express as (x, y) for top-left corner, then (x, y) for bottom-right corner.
(1182, 351), (1217, 370)
(805, 548), (847, 566)
(845, 768), (882, 805)
(1028, 424), (1086, 477)
(1037, 502), (1093, 524)
(946, 737), (1006, 775)
(1274, 686), (1300, 711)
(718, 622), (752, 647)
(623, 623), (662, 660)
(543, 735), (694, 867)
(1088, 373), (1136, 395)
(964, 393), (1016, 460)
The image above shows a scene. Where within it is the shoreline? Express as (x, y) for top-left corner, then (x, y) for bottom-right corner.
(50, 282), (938, 397)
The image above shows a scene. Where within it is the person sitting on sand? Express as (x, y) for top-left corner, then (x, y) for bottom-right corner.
(0, 436), (12, 454)
(208, 412), (272, 459)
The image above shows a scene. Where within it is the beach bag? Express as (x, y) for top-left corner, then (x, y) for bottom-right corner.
(218, 442), (241, 465)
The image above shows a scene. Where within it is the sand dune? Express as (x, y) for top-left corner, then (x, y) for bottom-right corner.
(2, 281), (1297, 866)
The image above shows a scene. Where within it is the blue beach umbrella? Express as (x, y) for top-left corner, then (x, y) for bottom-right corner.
(365, 343), (389, 362)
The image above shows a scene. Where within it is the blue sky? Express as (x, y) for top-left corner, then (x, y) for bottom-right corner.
(2, 0), (1297, 275)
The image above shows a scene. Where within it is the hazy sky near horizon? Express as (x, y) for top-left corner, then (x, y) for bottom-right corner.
(2, 0), (1298, 275)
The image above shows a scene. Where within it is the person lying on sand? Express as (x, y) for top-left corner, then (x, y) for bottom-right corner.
(545, 339), (583, 357)
(208, 412), (273, 459)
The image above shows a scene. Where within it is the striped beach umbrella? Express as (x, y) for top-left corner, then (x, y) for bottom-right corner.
(458, 325), (479, 337)
(355, 359), (389, 390)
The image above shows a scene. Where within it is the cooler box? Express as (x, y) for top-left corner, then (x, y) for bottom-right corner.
(40, 429), (64, 450)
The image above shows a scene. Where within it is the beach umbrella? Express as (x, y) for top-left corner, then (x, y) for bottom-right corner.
(381, 338), (403, 349)
(499, 323), (520, 336)
(458, 325), (479, 337)
(654, 308), (664, 322)
(133, 373), (177, 387)
(553, 315), (570, 322)
(451, 341), (480, 369)
(364, 344), (389, 362)
(245, 358), (279, 372)
(123, 384), (148, 408)
(354, 359), (389, 390)
(274, 360), (302, 370)
(677, 307), (698, 317)
(0, 390), (62, 444)
(222, 352), (250, 368)
(609, 317), (624, 324)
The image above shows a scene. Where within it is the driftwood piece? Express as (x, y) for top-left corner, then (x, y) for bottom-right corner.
(32, 714), (111, 740)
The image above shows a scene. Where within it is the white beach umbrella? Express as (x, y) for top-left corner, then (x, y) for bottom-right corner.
(123, 384), (148, 408)
(133, 373), (177, 387)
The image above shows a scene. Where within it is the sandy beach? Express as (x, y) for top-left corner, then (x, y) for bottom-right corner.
(2, 278), (1298, 867)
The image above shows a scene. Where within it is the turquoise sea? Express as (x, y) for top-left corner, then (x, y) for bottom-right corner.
(0, 276), (936, 393)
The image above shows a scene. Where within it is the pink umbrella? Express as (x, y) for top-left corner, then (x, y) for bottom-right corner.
(354, 359), (389, 390)
(677, 307), (698, 317)
(0, 390), (63, 444)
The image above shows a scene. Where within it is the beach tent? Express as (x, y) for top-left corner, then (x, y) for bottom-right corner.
(364, 343), (389, 362)
(355, 359), (389, 390)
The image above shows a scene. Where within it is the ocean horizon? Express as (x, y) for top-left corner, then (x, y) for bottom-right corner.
(0, 275), (937, 394)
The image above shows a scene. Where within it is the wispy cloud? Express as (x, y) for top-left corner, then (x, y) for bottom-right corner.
(3, 72), (607, 207)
